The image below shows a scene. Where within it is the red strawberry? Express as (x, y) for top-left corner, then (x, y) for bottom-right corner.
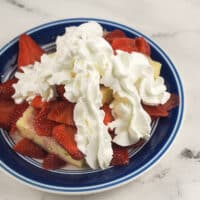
(102, 104), (114, 125)
(18, 34), (45, 68)
(0, 100), (16, 130)
(111, 36), (151, 56)
(56, 85), (66, 100)
(47, 100), (75, 126)
(34, 107), (58, 136)
(142, 93), (179, 117)
(13, 138), (47, 159)
(104, 29), (126, 43)
(111, 38), (138, 53)
(135, 37), (151, 56)
(9, 102), (29, 133)
(0, 78), (18, 100)
(42, 153), (66, 170)
(111, 144), (129, 166)
(151, 116), (159, 121)
(142, 104), (168, 117)
(52, 125), (84, 160)
(31, 96), (47, 109)
(162, 93), (179, 111)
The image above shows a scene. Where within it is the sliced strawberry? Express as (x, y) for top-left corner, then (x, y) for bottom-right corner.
(135, 37), (151, 56)
(0, 99), (28, 132)
(111, 36), (151, 56)
(111, 144), (129, 166)
(117, 45), (138, 53)
(47, 100), (75, 126)
(31, 96), (47, 109)
(162, 93), (179, 111)
(104, 29), (126, 43)
(0, 100), (16, 130)
(111, 38), (138, 53)
(13, 138), (47, 159)
(102, 104), (114, 125)
(34, 107), (58, 136)
(18, 34), (45, 68)
(52, 125), (84, 160)
(0, 78), (18, 100)
(142, 94), (179, 117)
(108, 129), (116, 139)
(42, 153), (66, 170)
(56, 85), (66, 100)
(9, 102), (29, 133)
(142, 104), (168, 117)
(151, 116), (159, 121)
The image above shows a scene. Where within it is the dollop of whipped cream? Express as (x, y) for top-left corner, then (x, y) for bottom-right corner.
(71, 69), (112, 169)
(101, 51), (170, 146)
(12, 21), (170, 168)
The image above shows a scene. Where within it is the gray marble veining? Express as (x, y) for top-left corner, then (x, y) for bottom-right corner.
(181, 148), (200, 160)
(6, 0), (33, 12)
(4, 0), (51, 18)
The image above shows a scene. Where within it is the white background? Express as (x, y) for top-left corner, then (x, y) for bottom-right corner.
(0, 0), (199, 199)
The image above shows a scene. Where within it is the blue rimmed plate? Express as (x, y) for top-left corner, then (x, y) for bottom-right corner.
(0, 18), (184, 194)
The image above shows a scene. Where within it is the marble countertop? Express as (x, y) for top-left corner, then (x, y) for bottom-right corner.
(0, 0), (198, 199)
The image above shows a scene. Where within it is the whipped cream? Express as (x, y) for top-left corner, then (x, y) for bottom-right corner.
(101, 51), (169, 146)
(65, 69), (113, 169)
(56, 22), (114, 169)
(12, 21), (170, 168)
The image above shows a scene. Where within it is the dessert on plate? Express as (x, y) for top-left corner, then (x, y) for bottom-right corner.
(0, 22), (179, 170)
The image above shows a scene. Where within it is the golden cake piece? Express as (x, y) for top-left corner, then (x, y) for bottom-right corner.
(148, 58), (162, 79)
(16, 106), (84, 167)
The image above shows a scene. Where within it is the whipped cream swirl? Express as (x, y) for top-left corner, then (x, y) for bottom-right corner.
(101, 51), (170, 146)
(12, 22), (170, 168)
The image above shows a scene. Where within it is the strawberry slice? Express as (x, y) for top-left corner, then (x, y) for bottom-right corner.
(34, 107), (58, 136)
(9, 102), (29, 133)
(135, 37), (151, 56)
(162, 93), (179, 111)
(111, 36), (151, 56)
(104, 29), (126, 43)
(52, 125), (84, 160)
(47, 100), (75, 126)
(13, 138), (47, 159)
(31, 96), (47, 109)
(56, 85), (66, 100)
(108, 129), (116, 139)
(142, 104), (168, 117)
(0, 78), (18, 100)
(18, 34), (44, 68)
(42, 153), (66, 170)
(142, 93), (179, 117)
(0, 100), (16, 130)
(102, 104), (114, 125)
(111, 144), (129, 166)
(151, 116), (159, 121)
(111, 38), (138, 53)
(0, 99), (28, 132)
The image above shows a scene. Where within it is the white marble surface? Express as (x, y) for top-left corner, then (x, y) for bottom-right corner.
(0, 0), (198, 199)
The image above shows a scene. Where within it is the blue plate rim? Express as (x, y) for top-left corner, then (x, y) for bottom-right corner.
(0, 18), (184, 194)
